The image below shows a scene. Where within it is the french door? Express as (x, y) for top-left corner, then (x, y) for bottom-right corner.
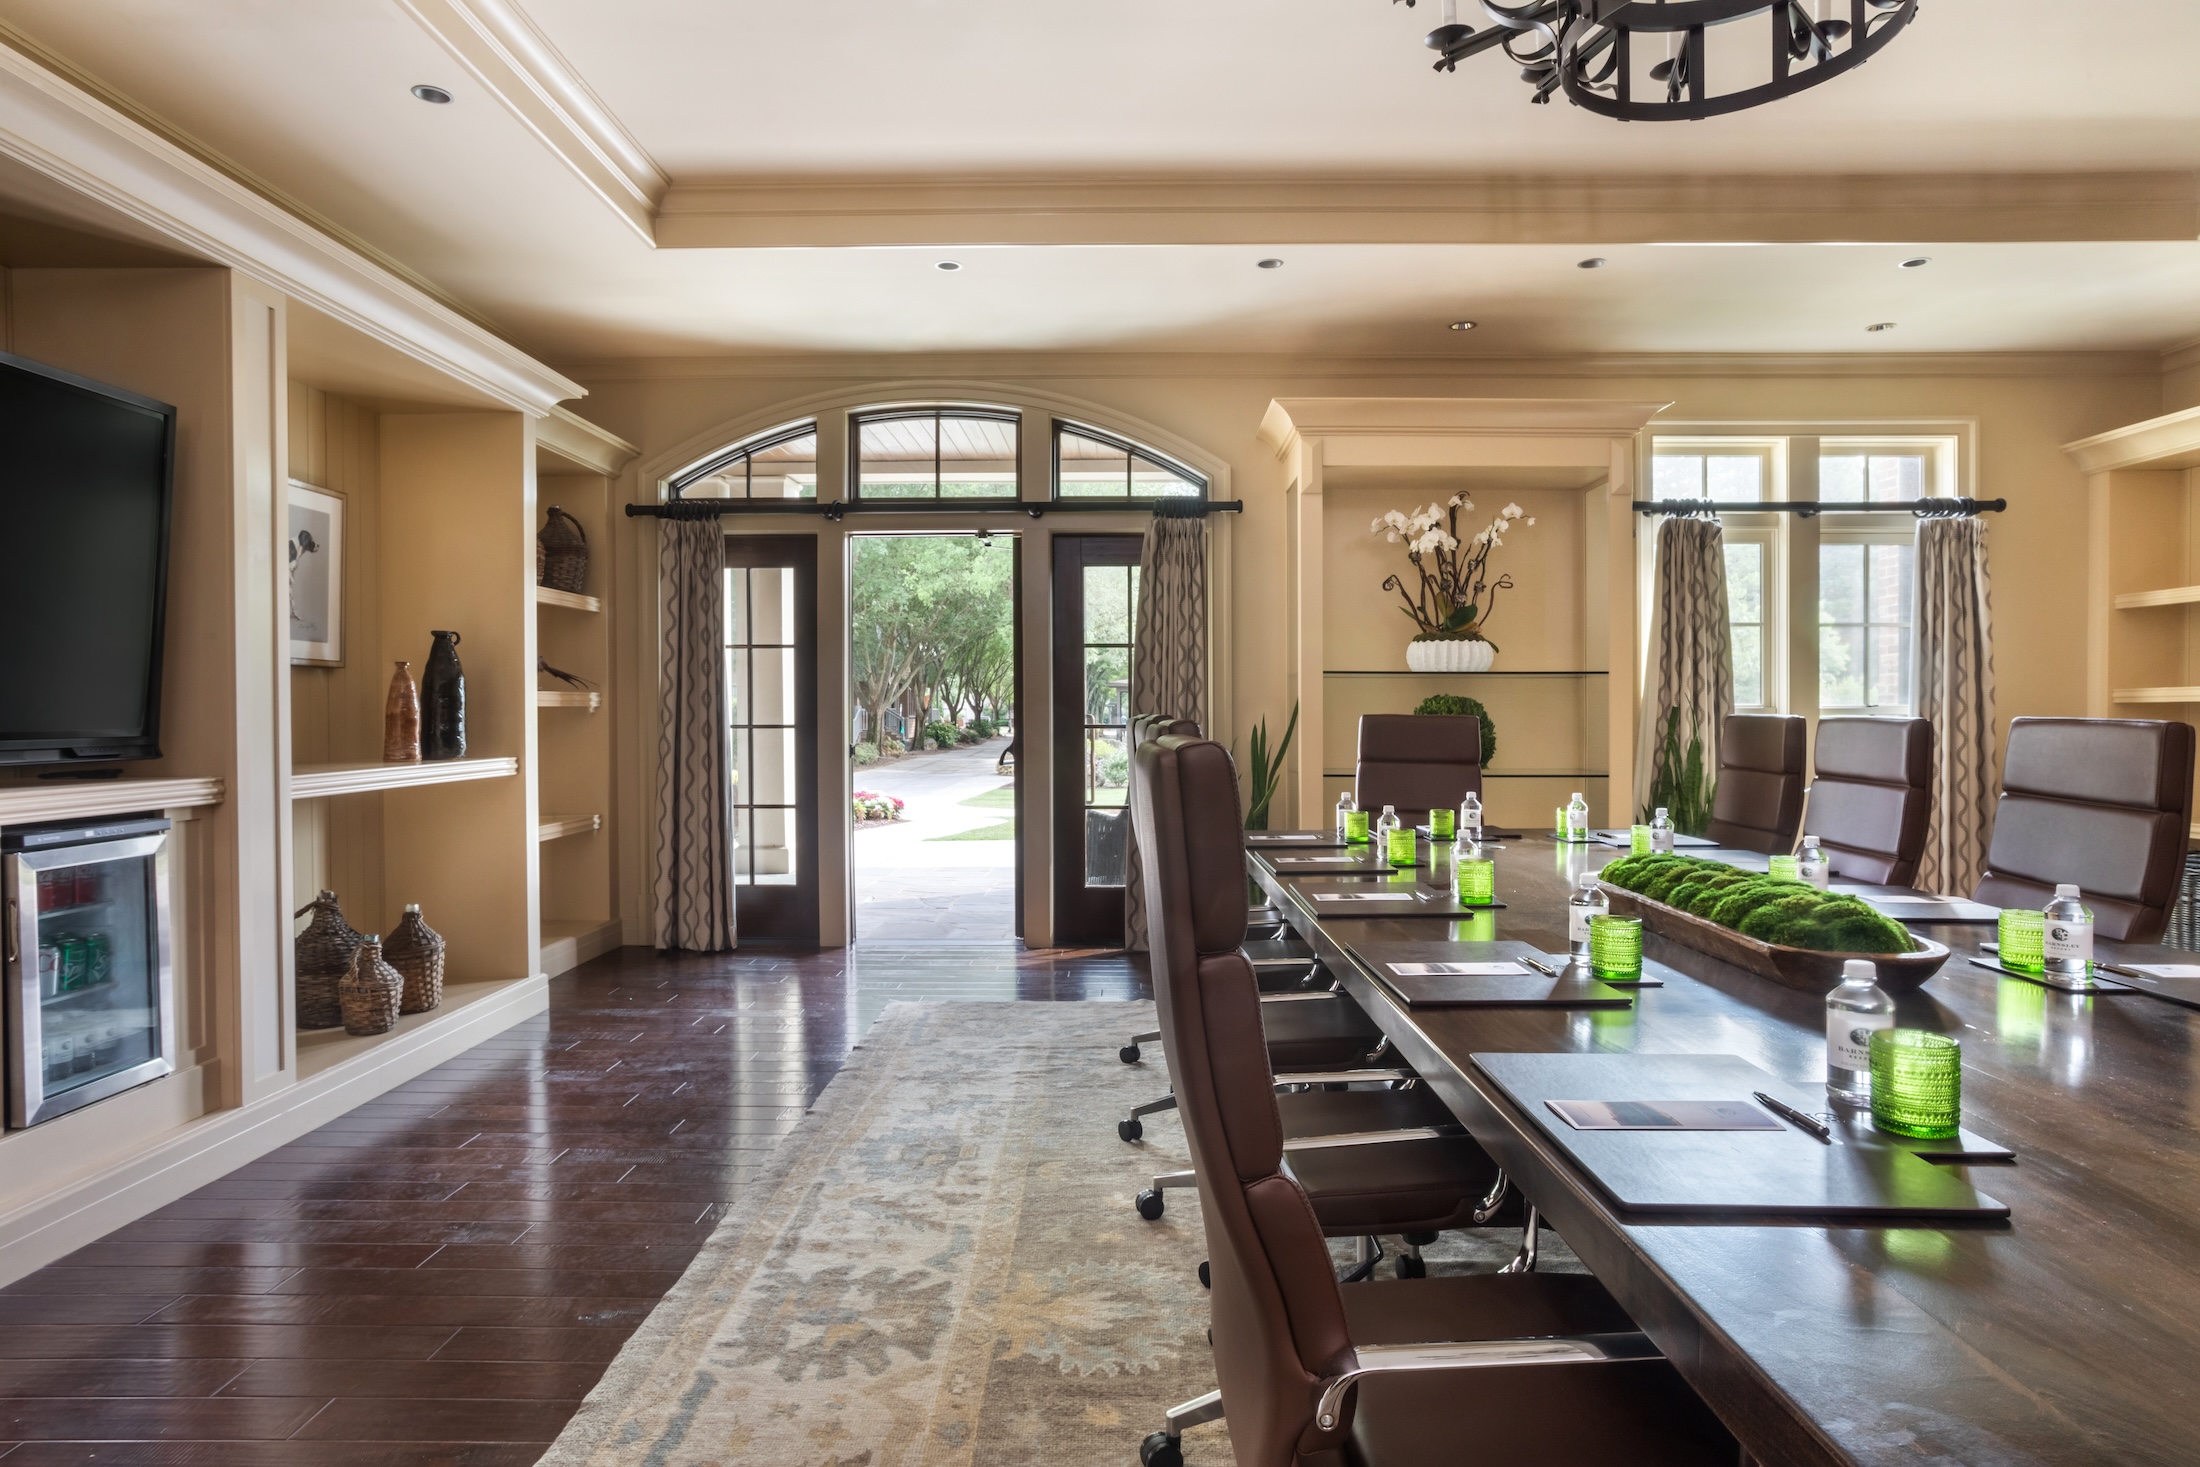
(724, 535), (819, 942)
(1052, 535), (1142, 946)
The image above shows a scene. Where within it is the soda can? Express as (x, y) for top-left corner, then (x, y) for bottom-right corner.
(56, 934), (88, 993)
(37, 943), (61, 1000)
(85, 932), (112, 988)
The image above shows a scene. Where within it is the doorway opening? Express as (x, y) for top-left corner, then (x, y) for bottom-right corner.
(848, 532), (1020, 944)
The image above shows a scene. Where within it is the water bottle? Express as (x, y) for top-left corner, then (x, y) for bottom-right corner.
(1566, 791), (1589, 842)
(1825, 959), (1895, 1108)
(2044, 884), (2094, 983)
(1458, 791), (1483, 847)
(1374, 805), (1402, 865)
(1650, 806), (1675, 854)
(1567, 868), (1607, 958)
(1797, 834), (1830, 890)
(1335, 791), (1357, 842)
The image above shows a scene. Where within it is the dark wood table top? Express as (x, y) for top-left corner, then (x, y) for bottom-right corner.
(1250, 837), (2200, 1467)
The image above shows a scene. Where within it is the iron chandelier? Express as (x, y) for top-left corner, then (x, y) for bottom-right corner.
(1396, 0), (1918, 120)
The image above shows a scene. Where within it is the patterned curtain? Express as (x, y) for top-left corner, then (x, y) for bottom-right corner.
(1914, 515), (1998, 896)
(1124, 513), (1208, 951)
(653, 519), (736, 952)
(1634, 516), (1734, 824)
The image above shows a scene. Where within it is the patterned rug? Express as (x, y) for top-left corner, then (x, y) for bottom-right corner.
(534, 1000), (1226, 1467)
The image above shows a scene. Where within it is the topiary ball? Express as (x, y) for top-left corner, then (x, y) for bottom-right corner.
(1410, 693), (1497, 768)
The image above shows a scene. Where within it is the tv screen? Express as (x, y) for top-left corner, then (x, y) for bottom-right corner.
(0, 350), (175, 767)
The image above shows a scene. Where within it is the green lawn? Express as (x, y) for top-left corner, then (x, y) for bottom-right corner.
(959, 784), (1016, 809)
(932, 819), (1017, 842)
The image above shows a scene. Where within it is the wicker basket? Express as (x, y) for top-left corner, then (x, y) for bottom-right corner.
(385, 903), (446, 1015)
(340, 937), (405, 1036)
(538, 505), (588, 594)
(295, 890), (365, 1030)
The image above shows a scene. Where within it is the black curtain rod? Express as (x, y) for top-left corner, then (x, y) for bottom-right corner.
(1631, 497), (2007, 519)
(626, 497), (1242, 522)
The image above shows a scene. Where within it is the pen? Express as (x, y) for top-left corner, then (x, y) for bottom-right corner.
(1753, 1091), (1832, 1144)
(1520, 954), (1561, 978)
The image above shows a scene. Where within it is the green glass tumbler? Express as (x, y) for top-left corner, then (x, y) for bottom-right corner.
(1387, 827), (1417, 868)
(1768, 854), (1800, 881)
(1554, 806), (1568, 838)
(1430, 807), (1456, 840)
(1588, 914), (1643, 981)
(1869, 1029), (1962, 1139)
(1345, 809), (1370, 845)
(1997, 908), (2045, 974)
(1629, 824), (1652, 856)
(1456, 855), (1495, 906)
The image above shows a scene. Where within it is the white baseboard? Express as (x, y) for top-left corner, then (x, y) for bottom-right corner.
(541, 918), (623, 977)
(0, 972), (551, 1289)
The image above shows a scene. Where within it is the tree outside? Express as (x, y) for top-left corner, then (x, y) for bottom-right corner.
(850, 535), (1014, 754)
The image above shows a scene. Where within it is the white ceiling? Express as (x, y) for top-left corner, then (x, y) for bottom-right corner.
(0, 0), (2195, 362)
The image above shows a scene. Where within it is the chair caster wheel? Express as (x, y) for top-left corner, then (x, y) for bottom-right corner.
(1140, 1430), (1184, 1467)
(1396, 1254), (1427, 1279)
(1118, 1118), (1144, 1143)
(1120, 1044), (1141, 1064)
(1136, 1189), (1166, 1221)
(1198, 1260), (1211, 1289)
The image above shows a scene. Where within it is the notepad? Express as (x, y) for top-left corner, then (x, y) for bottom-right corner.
(1313, 891), (1432, 904)
(1387, 961), (1526, 977)
(1547, 1099), (1784, 1132)
(2122, 964), (2200, 979)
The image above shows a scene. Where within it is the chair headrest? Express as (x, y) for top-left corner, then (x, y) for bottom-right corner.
(1139, 734), (1250, 955)
(1358, 712), (1481, 766)
(1814, 717), (1930, 788)
(1721, 714), (1806, 775)
(2002, 717), (2194, 813)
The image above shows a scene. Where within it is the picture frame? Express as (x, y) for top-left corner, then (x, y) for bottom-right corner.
(287, 479), (344, 666)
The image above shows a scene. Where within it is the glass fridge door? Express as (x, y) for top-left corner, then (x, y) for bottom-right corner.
(7, 832), (175, 1127)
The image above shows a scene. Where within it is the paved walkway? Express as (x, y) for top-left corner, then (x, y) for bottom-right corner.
(852, 737), (1018, 943)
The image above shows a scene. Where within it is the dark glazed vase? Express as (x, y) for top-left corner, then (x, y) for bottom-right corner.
(420, 630), (466, 761)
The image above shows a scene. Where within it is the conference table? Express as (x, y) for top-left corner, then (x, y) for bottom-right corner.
(1247, 834), (2200, 1467)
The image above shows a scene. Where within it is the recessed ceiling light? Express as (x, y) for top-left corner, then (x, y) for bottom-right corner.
(410, 84), (453, 104)
(1900, 257), (1931, 269)
(1257, 258), (1285, 269)
(1578, 257), (1607, 269)
(935, 261), (961, 271)
(1867, 322), (1898, 332)
(1450, 321), (1477, 331)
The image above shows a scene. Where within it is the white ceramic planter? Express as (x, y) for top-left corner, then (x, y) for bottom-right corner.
(1405, 637), (1496, 674)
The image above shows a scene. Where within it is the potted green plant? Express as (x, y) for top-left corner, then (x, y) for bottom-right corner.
(1371, 496), (1534, 672)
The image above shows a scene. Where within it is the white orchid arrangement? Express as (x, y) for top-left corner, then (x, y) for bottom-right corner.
(1370, 494), (1536, 645)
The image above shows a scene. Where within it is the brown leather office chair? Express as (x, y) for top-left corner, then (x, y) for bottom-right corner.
(1705, 713), (1807, 854)
(1130, 734), (1735, 1467)
(1354, 714), (1481, 827)
(1806, 717), (1933, 886)
(1974, 717), (2197, 942)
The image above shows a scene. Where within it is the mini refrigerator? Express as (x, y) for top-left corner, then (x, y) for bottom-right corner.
(4, 814), (175, 1128)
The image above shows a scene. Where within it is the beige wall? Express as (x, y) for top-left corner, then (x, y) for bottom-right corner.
(565, 353), (2159, 923)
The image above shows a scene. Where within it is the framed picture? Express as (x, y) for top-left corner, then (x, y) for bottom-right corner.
(287, 480), (344, 666)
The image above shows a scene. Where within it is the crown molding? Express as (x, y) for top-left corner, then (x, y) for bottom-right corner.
(2161, 336), (2200, 375)
(655, 170), (2200, 249)
(555, 349), (2164, 385)
(538, 404), (639, 474)
(1259, 396), (1668, 460)
(0, 32), (581, 415)
(2064, 404), (2200, 474)
(395, 0), (665, 245)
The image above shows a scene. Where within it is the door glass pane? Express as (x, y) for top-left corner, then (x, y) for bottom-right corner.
(1087, 724), (1129, 807)
(32, 848), (161, 1097)
(725, 561), (801, 889)
(751, 727), (795, 807)
(1086, 808), (1129, 888)
(730, 806), (753, 879)
(1058, 432), (1130, 496)
(726, 566), (749, 644)
(1084, 564), (1132, 644)
(749, 648), (793, 727)
(859, 415), (938, 499)
(749, 805), (795, 885)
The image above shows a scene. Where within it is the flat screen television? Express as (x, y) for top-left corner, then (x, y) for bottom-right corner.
(0, 350), (175, 768)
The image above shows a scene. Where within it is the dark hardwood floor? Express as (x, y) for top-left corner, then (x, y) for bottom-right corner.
(0, 944), (1147, 1465)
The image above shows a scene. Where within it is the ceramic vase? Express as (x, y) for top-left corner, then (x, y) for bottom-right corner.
(1404, 637), (1497, 674)
(383, 661), (421, 762)
(420, 630), (466, 761)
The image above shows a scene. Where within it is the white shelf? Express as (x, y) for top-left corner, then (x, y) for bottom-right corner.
(2113, 586), (2200, 610)
(291, 757), (519, 800)
(0, 778), (223, 825)
(538, 813), (601, 842)
(537, 689), (601, 711)
(295, 974), (546, 1081)
(2111, 687), (2200, 704)
(534, 585), (601, 613)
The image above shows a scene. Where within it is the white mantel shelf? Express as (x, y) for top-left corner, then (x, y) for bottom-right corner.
(0, 778), (224, 826)
(291, 757), (519, 800)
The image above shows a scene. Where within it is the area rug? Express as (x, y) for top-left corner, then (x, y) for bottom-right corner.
(534, 1000), (1226, 1467)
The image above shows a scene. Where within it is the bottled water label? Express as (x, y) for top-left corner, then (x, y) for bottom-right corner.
(1651, 830), (1674, 853)
(1827, 1009), (1894, 1073)
(2044, 918), (2092, 966)
(1568, 903), (1600, 943)
(1801, 862), (1829, 890)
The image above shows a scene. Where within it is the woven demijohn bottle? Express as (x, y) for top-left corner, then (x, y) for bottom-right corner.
(538, 505), (588, 593)
(339, 936), (404, 1036)
(294, 890), (364, 1030)
(385, 904), (446, 1015)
